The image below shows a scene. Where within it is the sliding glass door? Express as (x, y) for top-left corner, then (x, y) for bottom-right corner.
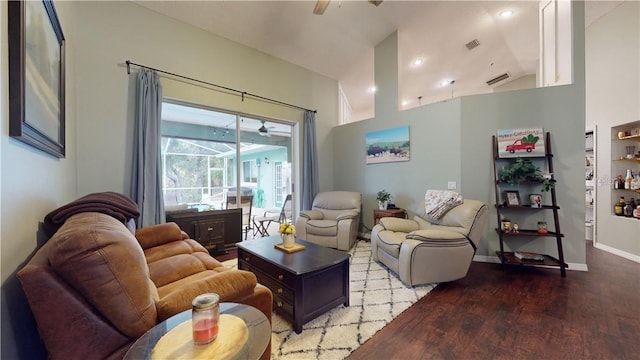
(160, 100), (296, 232)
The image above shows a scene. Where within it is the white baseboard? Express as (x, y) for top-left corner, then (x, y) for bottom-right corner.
(473, 255), (588, 272)
(593, 242), (640, 263)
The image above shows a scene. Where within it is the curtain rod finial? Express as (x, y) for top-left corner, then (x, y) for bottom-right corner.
(126, 60), (131, 75)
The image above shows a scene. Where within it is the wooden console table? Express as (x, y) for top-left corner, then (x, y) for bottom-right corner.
(373, 208), (407, 225)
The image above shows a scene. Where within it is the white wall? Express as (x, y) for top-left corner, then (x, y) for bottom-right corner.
(586, 1), (640, 259)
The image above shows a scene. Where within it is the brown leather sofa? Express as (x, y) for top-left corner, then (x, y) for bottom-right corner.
(18, 212), (272, 359)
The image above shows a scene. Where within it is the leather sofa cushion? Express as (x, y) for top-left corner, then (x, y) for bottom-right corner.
(406, 229), (470, 247)
(155, 270), (257, 321)
(374, 230), (406, 258)
(48, 212), (158, 338)
(135, 222), (188, 249)
(306, 220), (338, 236)
(143, 238), (210, 264)
(147, 252), (226, 288)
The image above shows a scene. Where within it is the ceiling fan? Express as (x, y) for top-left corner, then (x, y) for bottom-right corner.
(258, 121), (275, 137)
(313, 0), (382, 15)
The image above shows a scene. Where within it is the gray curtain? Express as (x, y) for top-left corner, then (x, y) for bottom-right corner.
(132, 69), (164, 227)
(302, 110), (319, 210)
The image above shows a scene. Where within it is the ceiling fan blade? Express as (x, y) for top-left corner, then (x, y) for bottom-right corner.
(368, 0), (383, 6)
(313, 0), (330, 15)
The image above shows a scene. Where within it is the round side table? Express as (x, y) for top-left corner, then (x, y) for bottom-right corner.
(123, 302), (270, 360)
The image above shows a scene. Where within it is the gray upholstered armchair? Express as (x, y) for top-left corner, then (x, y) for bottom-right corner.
(371, 198), (488, 286)
(295, 191), (361, 251)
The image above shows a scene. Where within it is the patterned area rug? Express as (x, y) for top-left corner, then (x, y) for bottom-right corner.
(222, 240), (436, 359)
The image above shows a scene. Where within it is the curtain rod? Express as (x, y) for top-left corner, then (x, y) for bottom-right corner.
(125, 60), (316, 114)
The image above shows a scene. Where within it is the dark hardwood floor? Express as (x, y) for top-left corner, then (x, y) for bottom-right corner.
(217, 241), (639, 359)
(348, 241), (640, 360)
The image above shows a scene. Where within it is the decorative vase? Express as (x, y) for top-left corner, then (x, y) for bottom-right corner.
(282, 233), (295, 248)
(378, 201), (388, 210)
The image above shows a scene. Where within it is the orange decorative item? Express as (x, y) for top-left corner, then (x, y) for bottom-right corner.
(537, 221), (548, 234)
(192, 293), (220, 345)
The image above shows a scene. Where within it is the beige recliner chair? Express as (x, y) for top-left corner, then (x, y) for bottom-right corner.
(371, 199), (488, 286)
(295, 191), (361, 251)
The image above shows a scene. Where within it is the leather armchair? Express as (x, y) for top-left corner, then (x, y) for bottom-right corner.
(295, 191), (361, 251)
(371, 199), (488, 286)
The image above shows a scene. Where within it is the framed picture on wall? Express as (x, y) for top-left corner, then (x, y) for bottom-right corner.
(8, 0), (66, 158)
(365, 126), (410, 164)
(496, 128), (544, 158)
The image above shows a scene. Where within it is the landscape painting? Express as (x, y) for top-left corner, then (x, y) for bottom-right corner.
(497, 128), (545, 158)
(366, 125), (410, 164)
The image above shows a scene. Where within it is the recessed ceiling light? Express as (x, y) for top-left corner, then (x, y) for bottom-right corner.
(401, 100), (409, 106)
(441, 80), (455, 86)
(367, 86), (377, 94)
(412, 58), (424, 67)
(499, 10), (514, 17)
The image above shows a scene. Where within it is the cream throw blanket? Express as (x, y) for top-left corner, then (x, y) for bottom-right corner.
(424, 189), (464, 221)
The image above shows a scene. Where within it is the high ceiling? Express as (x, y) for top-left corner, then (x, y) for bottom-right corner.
(134, 0), (622, 121)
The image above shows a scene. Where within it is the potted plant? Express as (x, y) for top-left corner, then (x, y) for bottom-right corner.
(376, 189), (392, 210)
(499, 157), (554, 192)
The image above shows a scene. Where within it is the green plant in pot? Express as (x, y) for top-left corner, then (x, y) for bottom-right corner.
(376, 189), (392, 209)
(499, 157), (554, 192)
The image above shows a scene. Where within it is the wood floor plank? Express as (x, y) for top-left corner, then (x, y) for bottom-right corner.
(348, 241), (640, 360)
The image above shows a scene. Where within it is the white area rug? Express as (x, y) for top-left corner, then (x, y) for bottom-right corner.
(223, 240), (436, 359)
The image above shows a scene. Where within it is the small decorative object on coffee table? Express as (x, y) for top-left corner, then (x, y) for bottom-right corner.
(279, 222), (296, 248)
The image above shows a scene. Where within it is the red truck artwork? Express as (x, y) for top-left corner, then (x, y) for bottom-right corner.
(506, 139), (535, 153)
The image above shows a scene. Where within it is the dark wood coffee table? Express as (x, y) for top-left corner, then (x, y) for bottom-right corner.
(237, 236), (350, 333)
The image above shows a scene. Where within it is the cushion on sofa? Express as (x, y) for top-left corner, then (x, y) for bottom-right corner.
(143, 238), (209, 264)
(48, 212), (158, 338)
(135, 222), (188, 249)
(147, 253), (226, 287)
(155, 270), (258, 321)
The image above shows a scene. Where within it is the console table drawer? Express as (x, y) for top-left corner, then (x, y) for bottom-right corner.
(242, 262), (294, 303)
(239, 253), (294, 287)
(273, 294), (294, 319)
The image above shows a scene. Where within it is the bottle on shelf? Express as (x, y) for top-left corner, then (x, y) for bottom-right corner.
(614, 196), (626, 216)
(614, 175), (625, 189)
(625, 169), (633, 190)
(624, 198), (636, 217)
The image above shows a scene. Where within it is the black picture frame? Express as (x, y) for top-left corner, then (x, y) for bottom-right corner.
(9, 0), (66, 158)
(505, 190), (521, 207)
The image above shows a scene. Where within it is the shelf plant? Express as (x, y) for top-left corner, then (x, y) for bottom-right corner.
(499, 157), (554, 192)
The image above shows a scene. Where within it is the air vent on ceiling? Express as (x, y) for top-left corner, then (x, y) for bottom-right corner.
(465, 39), (480, 50)
(486, 72), (511, 86)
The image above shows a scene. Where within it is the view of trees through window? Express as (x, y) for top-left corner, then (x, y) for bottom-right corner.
(162, 137), (231, 208)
